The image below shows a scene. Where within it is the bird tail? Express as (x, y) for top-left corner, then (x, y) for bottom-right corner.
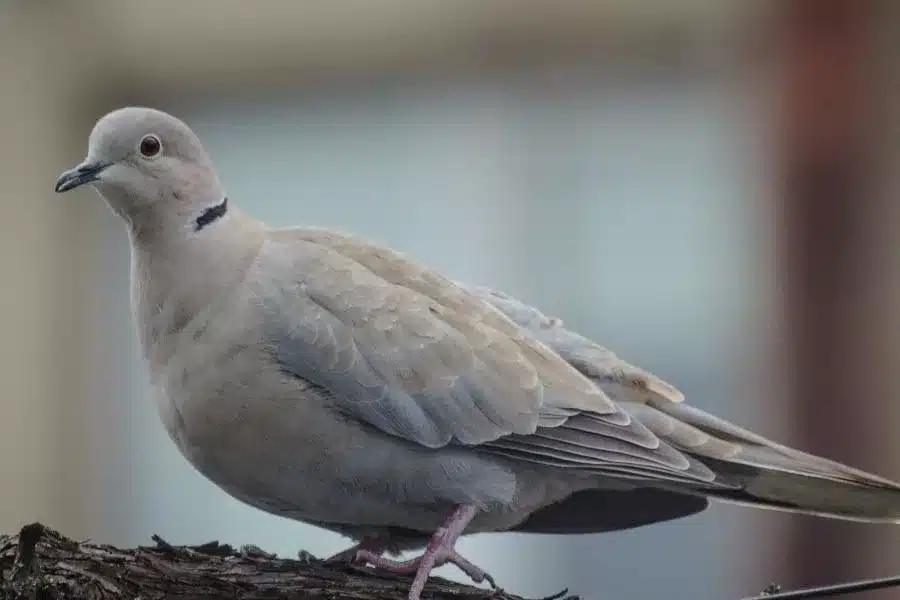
(694, 449), (900, 523)
(642, 401), (900, 523)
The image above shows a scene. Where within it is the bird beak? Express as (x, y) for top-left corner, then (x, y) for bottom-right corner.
(54, 160), (108, 193)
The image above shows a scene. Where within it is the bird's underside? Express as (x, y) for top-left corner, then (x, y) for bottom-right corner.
(311, 486), (710, 552)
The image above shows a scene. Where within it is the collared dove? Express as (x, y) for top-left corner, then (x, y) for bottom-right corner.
(55, 107), (900, 600)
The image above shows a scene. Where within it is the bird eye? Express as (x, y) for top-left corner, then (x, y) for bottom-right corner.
(139, 134), (162, 158)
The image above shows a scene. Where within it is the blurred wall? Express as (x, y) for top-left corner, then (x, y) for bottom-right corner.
(2, 1), (898, 599)
(771, 4), (900, 598)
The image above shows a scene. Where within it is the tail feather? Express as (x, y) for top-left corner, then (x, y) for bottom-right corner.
(693, 454), (900, 523)
(638, 399), (900, 523)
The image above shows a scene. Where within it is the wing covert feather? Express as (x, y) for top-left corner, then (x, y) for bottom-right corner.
(463, 284), (685, 405)
(260, 231), (621, 448)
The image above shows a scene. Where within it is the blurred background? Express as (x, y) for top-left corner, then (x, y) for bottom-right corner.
(1, 1), (900, 599)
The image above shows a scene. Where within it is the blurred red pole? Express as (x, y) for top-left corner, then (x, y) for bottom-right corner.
(779, 0), (882, 592)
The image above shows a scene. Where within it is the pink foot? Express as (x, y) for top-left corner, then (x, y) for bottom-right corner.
(325, 537), (386, 565)
(353, 505), (495, 600)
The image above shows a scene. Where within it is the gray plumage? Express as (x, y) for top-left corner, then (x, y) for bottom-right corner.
(55, 107), (900, 595)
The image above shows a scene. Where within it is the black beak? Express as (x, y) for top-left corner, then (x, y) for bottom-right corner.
(54, 161), (107, 193)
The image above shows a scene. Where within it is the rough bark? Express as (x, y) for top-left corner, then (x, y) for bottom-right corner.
(0, 523), (575, 600)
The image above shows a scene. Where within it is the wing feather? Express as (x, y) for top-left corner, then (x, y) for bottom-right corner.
(260, 229), (718, 486)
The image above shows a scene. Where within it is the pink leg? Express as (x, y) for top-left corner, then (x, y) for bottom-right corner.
(354, 505), (495, 600)
(325, 537), (386, 565)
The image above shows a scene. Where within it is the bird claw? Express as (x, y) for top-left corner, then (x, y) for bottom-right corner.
(324, 538), (387, 566)
(355, 546), (490, 584)
(352, 505), (489, 600)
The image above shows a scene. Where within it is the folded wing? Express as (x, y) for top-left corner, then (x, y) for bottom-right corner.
(260, 228), (716, 487)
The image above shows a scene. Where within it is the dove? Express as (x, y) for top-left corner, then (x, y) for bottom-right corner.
(55, 106), (900, 600)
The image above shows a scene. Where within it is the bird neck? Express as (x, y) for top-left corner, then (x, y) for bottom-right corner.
(128, 202), (266, 369)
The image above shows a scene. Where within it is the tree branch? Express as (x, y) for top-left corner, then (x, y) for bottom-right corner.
(0, 523), (576, 600)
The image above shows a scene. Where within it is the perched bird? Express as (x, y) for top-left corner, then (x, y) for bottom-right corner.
(56, 107), (900, 600)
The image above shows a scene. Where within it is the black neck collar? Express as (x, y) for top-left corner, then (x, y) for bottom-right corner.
(194, 197), (228, 232)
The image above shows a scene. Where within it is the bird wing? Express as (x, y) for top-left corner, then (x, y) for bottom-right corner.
(259, 228), (722, 485)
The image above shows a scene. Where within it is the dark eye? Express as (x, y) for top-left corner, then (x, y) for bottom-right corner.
(139, 134), (162, 158)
